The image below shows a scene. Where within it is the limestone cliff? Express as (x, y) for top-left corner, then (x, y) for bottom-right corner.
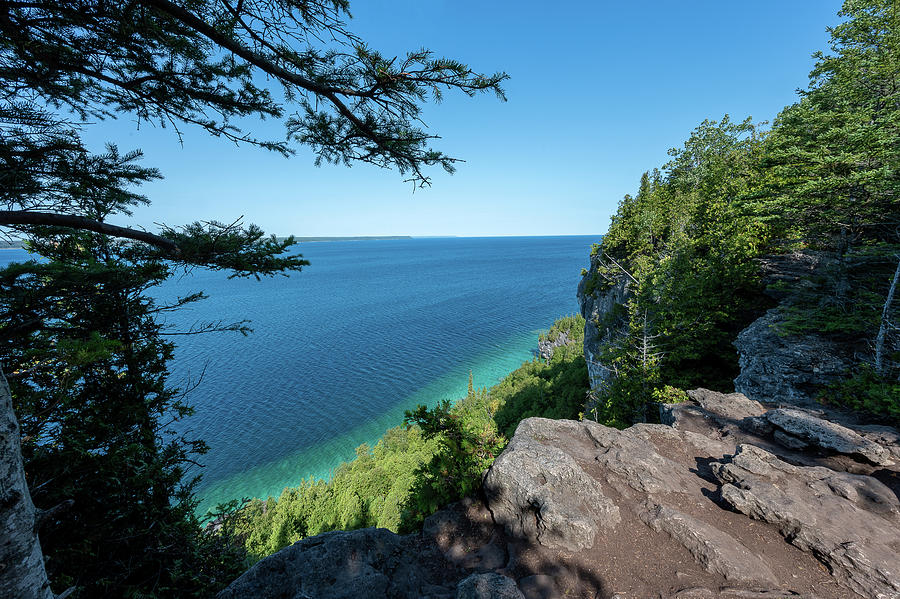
(575, 251), (630, 396)
(733, 252), (858, 407)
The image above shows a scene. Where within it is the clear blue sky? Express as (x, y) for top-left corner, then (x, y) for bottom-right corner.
(83, 1), (844, 237)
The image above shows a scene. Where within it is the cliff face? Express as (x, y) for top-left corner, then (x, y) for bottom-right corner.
(733, 252), (858, 407)
(576, 250), (858, 409)
(575, 252), (630, 394)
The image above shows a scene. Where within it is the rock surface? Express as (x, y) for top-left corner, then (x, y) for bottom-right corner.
(733, 308), (854, 406)
(712, 443), (900, 599)
(217, 527), (460, 599)
(765, 407), (893, 465)
(537, 331), (572, 362)
(483, 418), (620, 551)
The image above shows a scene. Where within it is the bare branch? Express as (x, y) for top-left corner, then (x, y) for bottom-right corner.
(0, 211), (179, 254)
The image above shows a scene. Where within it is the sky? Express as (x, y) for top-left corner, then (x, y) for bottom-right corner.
(82, 0), (845, 237)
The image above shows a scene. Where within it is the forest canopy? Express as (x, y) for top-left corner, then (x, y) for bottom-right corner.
(587, 0), (899, 427)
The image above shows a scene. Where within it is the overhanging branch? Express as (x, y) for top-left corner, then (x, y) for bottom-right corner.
(0, 211), (179, 254)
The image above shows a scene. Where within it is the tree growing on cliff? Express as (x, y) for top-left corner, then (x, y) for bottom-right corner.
(587, 0), (899, 428)
(0, 1), (507, 597)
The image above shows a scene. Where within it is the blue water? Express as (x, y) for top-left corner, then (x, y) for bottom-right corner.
(1, 236), (597, 514)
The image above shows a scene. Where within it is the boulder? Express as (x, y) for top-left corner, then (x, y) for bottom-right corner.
(482, 418), (620, 551)
(685, 388), (767, 422)
(456, 573), (524, 599)
(216, 528), (457, 599)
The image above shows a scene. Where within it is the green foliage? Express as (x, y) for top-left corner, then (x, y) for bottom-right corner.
(538, 314), (585, 346)
(757, 0), (900, 246)
(822, 365), (900, 425)
(776, 248), (899, 340)
(228, 425), (439, 561)
(0, 240), (255, 597)
(589, 117), (770, 425)
(402, 394), (505, 530)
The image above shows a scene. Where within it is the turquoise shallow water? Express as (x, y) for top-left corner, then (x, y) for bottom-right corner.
(1, 236), (599, 515)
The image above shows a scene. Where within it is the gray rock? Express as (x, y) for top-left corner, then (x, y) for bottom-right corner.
(711, 444), (900, 599)
(734, 308), (853, 407)
(766, 408), (893, 465)
(854, 424), (900, 461)
(772, 429), (808, 450)
(537, 331), (571, 361)
(639, 502), (778, 586)
(586, 422), (695, 494)
(685, 388), (767, 423)
(456, 573), (524, 599)
(217, 527), (455, 599)
(740, 415), (775, 436)
(483, 418), (620, 551)
(662, 388), (769, 440)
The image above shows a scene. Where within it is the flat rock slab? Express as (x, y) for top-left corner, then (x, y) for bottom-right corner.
(766, 408), (893, 465)
(686, 388), (767, 423)
(640, 502), (778, 586)
(712, 444), (900, 599)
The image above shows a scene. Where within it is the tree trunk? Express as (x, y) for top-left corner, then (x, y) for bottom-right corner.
(0, 364), (54, 599)
(875, 256), (900, 374)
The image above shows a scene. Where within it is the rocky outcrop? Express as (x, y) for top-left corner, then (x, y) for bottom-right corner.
(733, 252), (860, 406)
(480, 409), (900, 598)
(733, 308), (854, 406)
(713, 444), (900, 599)
(537, 331), (572, 361)
(217, 527), (461, 599)
(483, 418), (620, 552)
(764, 408), (894, 465)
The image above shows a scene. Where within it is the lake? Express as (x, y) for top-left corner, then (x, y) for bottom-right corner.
(2, 235), (598, 514)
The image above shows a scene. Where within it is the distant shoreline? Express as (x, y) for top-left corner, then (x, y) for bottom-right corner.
(281, 235), (416, 243)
